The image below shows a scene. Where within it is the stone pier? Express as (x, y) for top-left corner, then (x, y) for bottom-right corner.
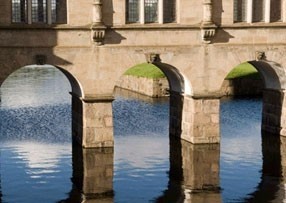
(262, 89), (286, 136)
(181, 96), (220, 144)
(72, 94), (114, 148)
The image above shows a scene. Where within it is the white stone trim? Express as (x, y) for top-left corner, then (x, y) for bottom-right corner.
(247, 0), (253, 23)
(264, 0), (271, 23)
(158, 0), (164, 24)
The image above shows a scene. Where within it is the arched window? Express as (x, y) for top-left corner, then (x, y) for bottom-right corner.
(126, 0), (176, 24)
(12, 0), (67, 24)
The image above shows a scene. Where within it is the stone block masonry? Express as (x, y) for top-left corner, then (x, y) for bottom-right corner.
(116, 75), (169, 97)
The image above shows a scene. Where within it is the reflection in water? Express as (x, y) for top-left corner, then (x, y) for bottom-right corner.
(59, 143), (114, 203)
(156, 138), (221, 203)
(1, 67), (286, 202)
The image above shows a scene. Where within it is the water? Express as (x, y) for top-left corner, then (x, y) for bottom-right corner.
(0, 66), (284, 202)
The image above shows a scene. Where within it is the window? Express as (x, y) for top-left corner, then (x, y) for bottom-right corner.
(252, 0), (265, 22)
(126, 0), (140, 23)
(234, 0), (282, 23)
(12, 0), (67, 24)
(234, 0), (247, 22)
(126, 0), (176, 24)
(12, 0), (27, 23)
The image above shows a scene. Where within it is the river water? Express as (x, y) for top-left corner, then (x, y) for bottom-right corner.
(0, 66), (284, 202)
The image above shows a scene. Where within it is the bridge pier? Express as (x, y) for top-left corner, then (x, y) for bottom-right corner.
(262, 89), (286, 137)
(71, 94), (114, 148)
(179, 96), (220, 144)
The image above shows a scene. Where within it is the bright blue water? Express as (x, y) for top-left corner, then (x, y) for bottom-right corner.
(0, 66), (283, 202)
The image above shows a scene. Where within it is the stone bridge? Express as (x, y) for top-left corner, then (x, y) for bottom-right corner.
(1, 0), (286, 148)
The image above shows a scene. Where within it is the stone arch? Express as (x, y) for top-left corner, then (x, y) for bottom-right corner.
(0, 64), (83, 98)
(220, 57), (286, 138)
(114, 57), (189, 139)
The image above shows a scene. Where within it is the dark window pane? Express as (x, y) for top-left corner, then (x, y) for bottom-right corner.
(164, 0), (176, 23)
(253, 0), (265, 22)
(12, 0), (27, 23)
(270, 0), (282, 22)
(145, 0), (158, 23)
(32, 0), (47, 23)
(234, 0), (246, 22)
(126, 0), (140, 23)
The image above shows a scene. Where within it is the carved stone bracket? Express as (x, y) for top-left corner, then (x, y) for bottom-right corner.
(256, 51), (267, 61)
(201, 24), (217, 44)
(145, 53), (161, 63)
(92, 25), (106, 46)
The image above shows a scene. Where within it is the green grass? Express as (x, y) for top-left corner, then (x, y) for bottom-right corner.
(125, 62), (260, 80)
(124, 63), (165, 79)
(226, 62), (260, 80)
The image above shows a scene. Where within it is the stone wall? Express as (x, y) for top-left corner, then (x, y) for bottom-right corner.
(262, 89), (283, 135)
(116, 75), (169, 97)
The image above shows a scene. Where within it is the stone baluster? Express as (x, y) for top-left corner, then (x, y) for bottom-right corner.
(201, 0), (217, 44)
(91, 0), (106, 45)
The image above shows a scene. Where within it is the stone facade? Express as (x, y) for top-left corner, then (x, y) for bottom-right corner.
(1, 0), (286, 147)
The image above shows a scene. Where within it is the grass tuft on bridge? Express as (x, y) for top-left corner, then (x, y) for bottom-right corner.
(226, 62), (260, 80)
(124, 63), (165, 79)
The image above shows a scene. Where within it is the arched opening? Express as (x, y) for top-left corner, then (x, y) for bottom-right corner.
(112, 61), (187, 201)
(219, 60), (286, 202)
(0, 64), (86, 202)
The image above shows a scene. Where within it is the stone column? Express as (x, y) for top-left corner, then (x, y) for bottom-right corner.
(92, 0), (103, 25)
(202, 0), (213, 25)
(72, 94), (114, 148)
(71, 144), (114, 201)
(181, 96), (220, 144)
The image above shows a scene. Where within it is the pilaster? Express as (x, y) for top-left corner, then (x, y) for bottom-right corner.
(201, 0), (217, 44)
